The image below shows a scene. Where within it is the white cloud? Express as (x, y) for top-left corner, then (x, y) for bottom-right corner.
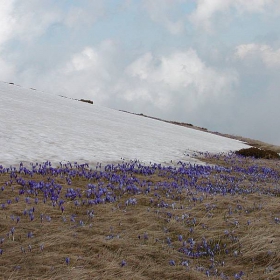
(0, 1), (17, 81)
(62, 39), (117, 78)
(0, 1), (17, 47)
(64, 47), (100, 73)
(126, 52), (153, 80)
(142, 0), (185, 34)
(28, 40), (118, 104)
(0, 57), (15, 81)
(233, 0), (277, 13)
(0, 1), (62, 45)
(63, 2), (105, 28)
(235, 43), (280, 68)
(189, 0), (230, 32)
(143, 0), (279, 34)
(122, 49), (238, 111)
(0, 1), (106, 47)
(15, 3), (61, 42)
(38, 46), (237, 115)
(189, 0), (278, 32)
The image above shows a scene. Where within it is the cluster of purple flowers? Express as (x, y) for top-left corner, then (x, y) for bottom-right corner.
(0, 153), (279, 278)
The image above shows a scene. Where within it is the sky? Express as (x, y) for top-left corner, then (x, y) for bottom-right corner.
(0, 0), (280, 145)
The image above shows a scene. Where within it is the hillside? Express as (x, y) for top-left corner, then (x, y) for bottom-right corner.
(119, 111), (280, 154)
(1, 82), (280, 280)
(0, 81), (249, 167)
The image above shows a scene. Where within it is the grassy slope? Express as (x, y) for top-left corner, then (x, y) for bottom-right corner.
(1, 89), (279, 279)
(0, 155), (280, 279)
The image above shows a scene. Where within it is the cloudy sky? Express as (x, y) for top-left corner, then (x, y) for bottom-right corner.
(1, 1), (280, 145)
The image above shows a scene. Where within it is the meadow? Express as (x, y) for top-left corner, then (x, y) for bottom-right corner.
(0, 152), (280, 279)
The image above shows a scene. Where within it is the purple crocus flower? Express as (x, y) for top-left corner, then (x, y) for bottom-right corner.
(234, 271), (244, 279)
(169, 260), (175, 266)
(143, 232), (148, 240)
(65, 257), (70, 265)
(166, 237), (171, 245)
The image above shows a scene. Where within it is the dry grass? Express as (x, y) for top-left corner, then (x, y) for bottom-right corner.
(0, 156), (280, 279)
